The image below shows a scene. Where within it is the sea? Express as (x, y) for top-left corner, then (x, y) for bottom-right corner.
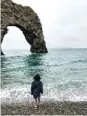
(1, 48), (87, 104)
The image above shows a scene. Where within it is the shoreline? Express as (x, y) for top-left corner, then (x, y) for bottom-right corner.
(1, 101), (87, 115)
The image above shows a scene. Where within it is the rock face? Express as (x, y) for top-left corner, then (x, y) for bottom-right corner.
(1, 50), (4, 55)
(1, 0), (48, 55)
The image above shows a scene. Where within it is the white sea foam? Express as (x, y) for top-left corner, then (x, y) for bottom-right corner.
(1, 83), (87, 105)
(1, 86), (33, 104)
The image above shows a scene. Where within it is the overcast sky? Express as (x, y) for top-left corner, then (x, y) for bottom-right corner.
(2, 0), (87, 51)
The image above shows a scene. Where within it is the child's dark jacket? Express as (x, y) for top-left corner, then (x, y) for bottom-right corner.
(31, 80), (43, 98)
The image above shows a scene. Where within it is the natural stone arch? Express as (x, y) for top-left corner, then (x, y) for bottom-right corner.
(1, 0), (48, 55)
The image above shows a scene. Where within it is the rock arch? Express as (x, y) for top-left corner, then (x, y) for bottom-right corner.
(1, 0), (48, 55)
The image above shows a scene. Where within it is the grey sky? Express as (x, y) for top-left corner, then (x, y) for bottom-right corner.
(2, 0), (87, 51)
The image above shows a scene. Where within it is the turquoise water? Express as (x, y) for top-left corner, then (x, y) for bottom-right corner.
(1, 48), (87, 104)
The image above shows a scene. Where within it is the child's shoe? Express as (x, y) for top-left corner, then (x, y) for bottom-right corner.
(34, 104), (37, 109)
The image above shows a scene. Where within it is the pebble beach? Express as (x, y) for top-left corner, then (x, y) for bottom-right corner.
(1, 101), (87, 115)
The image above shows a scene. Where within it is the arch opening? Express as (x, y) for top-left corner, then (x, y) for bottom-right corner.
(1, 26), (31, 55)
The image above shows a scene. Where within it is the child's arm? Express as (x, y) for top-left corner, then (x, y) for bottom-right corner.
(40, 82), (43, 94)
(31, 82), (34, 95)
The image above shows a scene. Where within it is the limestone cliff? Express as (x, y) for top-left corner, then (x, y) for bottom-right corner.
(1, 0), (48, 54)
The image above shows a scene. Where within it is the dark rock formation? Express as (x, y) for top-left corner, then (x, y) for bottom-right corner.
(1, 0), (48, 55)
(1, 50), (4, 55)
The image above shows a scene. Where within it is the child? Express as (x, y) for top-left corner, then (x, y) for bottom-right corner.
(31, 74), (43, 108)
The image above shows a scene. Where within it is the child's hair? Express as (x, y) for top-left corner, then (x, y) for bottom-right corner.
(33, 74), (41, 81)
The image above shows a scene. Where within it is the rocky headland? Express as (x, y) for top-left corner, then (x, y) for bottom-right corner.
(1, 0), (48, 55)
